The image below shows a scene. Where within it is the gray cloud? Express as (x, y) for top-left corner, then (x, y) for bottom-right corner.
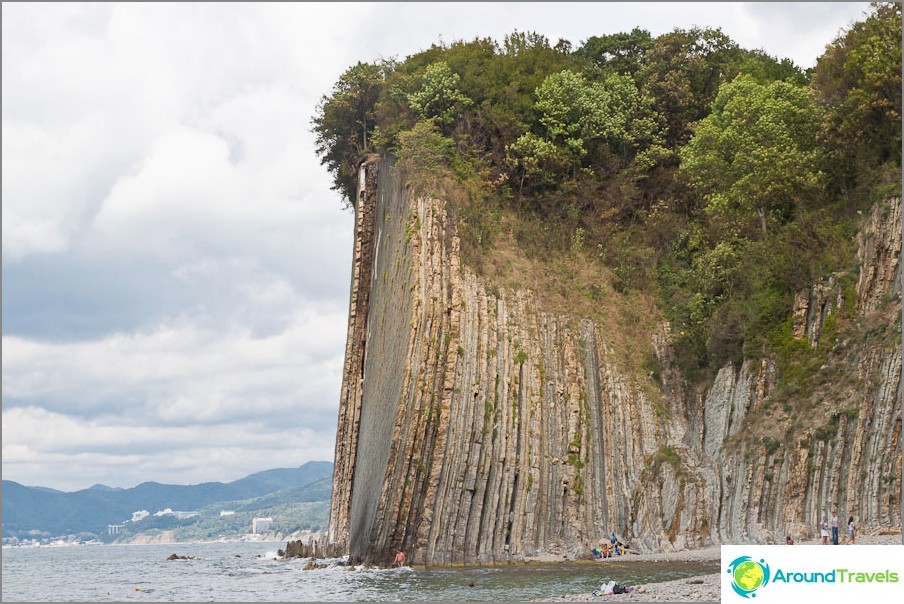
(1, 2), (870, 491)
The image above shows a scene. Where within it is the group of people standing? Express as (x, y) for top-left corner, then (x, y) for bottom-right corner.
(819, 511), (857, 545)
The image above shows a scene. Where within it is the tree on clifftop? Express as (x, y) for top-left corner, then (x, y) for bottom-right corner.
(507, 69), (660, 191)
(637, 27), (742, 148)
(680, 74), (822, 237)
(313, 61), (387, 206)
(576, 28), (654, 76)
(407, 61), (472, 133)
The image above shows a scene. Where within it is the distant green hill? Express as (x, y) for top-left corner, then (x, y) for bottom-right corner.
(1, 461), (333, 538)
(111, 477), (334, 543)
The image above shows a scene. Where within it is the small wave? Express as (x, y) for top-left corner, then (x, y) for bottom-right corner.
(296, 564), (355, 574)
(355, 565), (415, 574)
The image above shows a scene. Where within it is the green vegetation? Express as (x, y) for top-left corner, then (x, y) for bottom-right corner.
(566, 453), (585, 470)
(762, 437), (781, 455)
(680, 75), (822, 237)
(651, 445), (681, 467)
(647, 445), (685, 478)
(314, 4), (901, 388)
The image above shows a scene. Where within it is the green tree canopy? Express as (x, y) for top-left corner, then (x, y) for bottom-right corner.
(680, 74), (823, 236)
(312, 61), (387, 205)
(812, 1), (902, 189)
(508, 69), (659, 184)
(575, 28), (654, 76)
(737, 49), (808, 86)
(407, 61), (473, 131)
(637, 27), (743, 147)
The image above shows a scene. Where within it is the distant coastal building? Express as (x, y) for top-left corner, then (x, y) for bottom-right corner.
(151, 508), (196, 519)
(131, 510), (150, 522)
(219, 510), (235, 517)
(251, 517), (272, 534)
(107, 524), (125, 536)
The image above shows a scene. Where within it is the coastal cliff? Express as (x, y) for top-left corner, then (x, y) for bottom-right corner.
(324, 158), (901, 565)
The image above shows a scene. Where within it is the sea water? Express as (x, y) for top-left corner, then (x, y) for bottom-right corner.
(1, 541), (717, 601)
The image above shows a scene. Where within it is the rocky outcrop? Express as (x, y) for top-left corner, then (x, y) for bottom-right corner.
(856, 198), (902, 313)
(280, 535), (344, 560)
(325, 159), (901, 565)
(792, 275), (845, 347)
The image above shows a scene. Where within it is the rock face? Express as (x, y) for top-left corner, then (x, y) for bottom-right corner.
(325, 158), (902, 565)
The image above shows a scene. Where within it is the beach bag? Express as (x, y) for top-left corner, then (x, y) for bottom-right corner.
(613, 583), (626, 594)
(599, 580), (617, 595)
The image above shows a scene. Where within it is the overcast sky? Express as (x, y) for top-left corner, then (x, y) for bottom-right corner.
(2, 2), (871, 491)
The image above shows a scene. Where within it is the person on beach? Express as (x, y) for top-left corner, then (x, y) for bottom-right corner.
(393, 550), (406, 567)
(601, 542), (611, 558)
(831, 511), (839, 545)
(786, 535), (794, 545)
(820, 515), (829, 544)
(848, 517), (856, 544)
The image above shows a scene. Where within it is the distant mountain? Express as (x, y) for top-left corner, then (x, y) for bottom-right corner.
(223, 461), (333, 500)
(229, 476), (333, 510)
(1, 461), (333, 538)
(87, 484), (123, 492)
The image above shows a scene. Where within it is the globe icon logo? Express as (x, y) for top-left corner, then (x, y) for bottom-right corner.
(727, 556), (771, 598)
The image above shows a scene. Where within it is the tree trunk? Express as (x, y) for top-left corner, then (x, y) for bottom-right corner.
(362, 118), (367, 152)
(757, 207), (768, 236)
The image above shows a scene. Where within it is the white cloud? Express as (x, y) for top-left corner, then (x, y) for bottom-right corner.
(2, 305), (345, 422)
(2, 407), (336, 490)
(1, 305), (345, 490)
(738, 2), (865, 66)
(2, 2), (361, 260)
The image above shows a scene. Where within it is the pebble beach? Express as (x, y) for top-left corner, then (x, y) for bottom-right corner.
(542, 533), (903, 602)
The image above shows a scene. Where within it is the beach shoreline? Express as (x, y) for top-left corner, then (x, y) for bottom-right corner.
(542, 533), (903, 602)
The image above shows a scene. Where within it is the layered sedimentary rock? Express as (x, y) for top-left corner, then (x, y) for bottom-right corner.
(325, 158), (901, 564)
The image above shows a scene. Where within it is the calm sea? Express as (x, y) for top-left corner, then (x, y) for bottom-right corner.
(1, 541), (717, 601)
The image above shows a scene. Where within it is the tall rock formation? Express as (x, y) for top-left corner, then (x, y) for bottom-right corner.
(326, 158), (901, 565)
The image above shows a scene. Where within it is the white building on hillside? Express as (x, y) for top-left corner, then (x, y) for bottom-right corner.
(131, 510), (150, 522)
(252, 517), (272, 534)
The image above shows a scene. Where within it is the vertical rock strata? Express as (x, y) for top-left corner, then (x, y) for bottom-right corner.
(328, 160), (902, 564)
(327, 163), (378, 550)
